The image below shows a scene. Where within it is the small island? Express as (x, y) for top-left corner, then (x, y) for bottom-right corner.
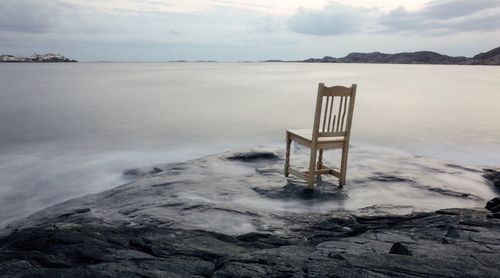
(0, 53), (78, 63)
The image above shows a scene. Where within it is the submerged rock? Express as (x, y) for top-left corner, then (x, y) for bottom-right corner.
(484, 169), (500, 189)
(487, 212), (500, 219)
(123, 166), (164, 178)
(226, 150), (279, 161)
(368, 172), (414, 182)
(445, 226), (460, 238)
(150, 167), (163, 174)
(122, 168), (142, 176)
(252, 180), (347, 201)
(389, 242), (413, 256)
(486, 197), (500, 213)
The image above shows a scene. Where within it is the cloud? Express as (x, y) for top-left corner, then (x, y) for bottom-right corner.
(287, 0), (500, 36)
(0, 0), (111, 34)
(287, 3), (379, 35)
(0, 0), (62, 33)
(414, 0), (499, 20)
(380, 0), (500, 35)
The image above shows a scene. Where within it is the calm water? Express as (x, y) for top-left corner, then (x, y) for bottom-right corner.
(1, 62), (499, 226)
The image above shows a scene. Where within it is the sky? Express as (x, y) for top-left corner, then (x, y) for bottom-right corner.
(1, 0), (500, 61)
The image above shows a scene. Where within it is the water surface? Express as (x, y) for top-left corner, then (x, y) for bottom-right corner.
(1, 62), (499, 226)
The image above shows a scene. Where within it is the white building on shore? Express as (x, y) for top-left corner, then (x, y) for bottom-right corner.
(0, 53), (76, 62)
(0, 55), (19, 62)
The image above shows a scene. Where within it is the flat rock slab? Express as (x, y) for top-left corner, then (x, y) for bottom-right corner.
(1, 207), (500, 277)
(1, 147), (499, 277)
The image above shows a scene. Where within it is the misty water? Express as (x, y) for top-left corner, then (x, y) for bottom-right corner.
(1, 62), (499, 228)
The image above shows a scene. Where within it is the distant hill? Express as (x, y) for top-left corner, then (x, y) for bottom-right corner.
(466, 46), (500, 65)
(266, 46), (500, 65)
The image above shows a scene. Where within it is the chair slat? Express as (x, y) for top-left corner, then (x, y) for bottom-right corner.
(340, 96), (349, 131)
(322, 96), (330, 131)
(336, 96), (344, 132)
(327, 96), (334, 132)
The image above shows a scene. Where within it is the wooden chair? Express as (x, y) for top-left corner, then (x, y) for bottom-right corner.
(284, 83), (357, 189)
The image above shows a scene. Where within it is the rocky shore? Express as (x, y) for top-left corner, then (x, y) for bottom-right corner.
(1, 147), (499, 277)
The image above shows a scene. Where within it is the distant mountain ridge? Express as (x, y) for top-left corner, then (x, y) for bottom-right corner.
(269, 46), (500, 65)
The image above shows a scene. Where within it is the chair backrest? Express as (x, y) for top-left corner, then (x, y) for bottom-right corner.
(312, 83), (357, 141)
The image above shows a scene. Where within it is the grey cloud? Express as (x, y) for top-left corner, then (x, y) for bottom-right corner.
(380, 0), (500, 35)
(0, 0), (108, 34)
(288, 0), (500, 36)
(0, 0), (61, 33)
(287, 3), (378, 35)
(417, 0), (499, 20)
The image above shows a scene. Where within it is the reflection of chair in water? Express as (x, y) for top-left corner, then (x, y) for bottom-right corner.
(284, 83), (357, 189)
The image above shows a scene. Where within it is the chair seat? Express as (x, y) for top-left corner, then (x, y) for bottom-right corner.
(287, 129), (345, 149)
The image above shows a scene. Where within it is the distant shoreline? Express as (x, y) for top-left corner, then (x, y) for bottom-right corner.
(264, 46), (500, 66)
(2, 46), (499, 65)
(2, 60), (499, 66)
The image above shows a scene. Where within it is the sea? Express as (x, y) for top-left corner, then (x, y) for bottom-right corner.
(1, 62), (499, 227)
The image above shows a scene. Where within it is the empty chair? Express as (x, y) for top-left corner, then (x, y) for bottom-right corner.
(284, 83), (357, 188)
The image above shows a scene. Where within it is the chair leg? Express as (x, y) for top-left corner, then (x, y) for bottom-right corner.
(308, 147), (317, 189)
(284, 132), (291, 177)
(317, 149), (323, 170)
(339, 143), (349, 187)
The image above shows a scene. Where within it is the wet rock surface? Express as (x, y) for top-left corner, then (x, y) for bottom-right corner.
(226, 150), (280, 162)
(486, 197), (500, 213)
(1, 208), (499, 277)
(1, 147), (499, 277)
(484, 168), (500, 190)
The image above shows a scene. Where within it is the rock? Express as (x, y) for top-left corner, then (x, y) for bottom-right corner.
(226, 150), (279, 161)
(150, 167), (163, 174)
(445, 226), (460, 238)
(487, 212), (500, 219)
(236, 232), (290, 248)
(123, 168), (142, 177)
(486, 197), (500, 212)
(368, 172), (413, 182)
(252, 181), (347, 201)
(389, 242), (413, 256)
(489, 205), (500, 213)
(2, 200), (500, 277)
(123, 167), (163, 177)
(483, 169), (500, 189)
(236, 232), (271, 241)
(327, 253), (346, 260)
(1, 147), (499, 277)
